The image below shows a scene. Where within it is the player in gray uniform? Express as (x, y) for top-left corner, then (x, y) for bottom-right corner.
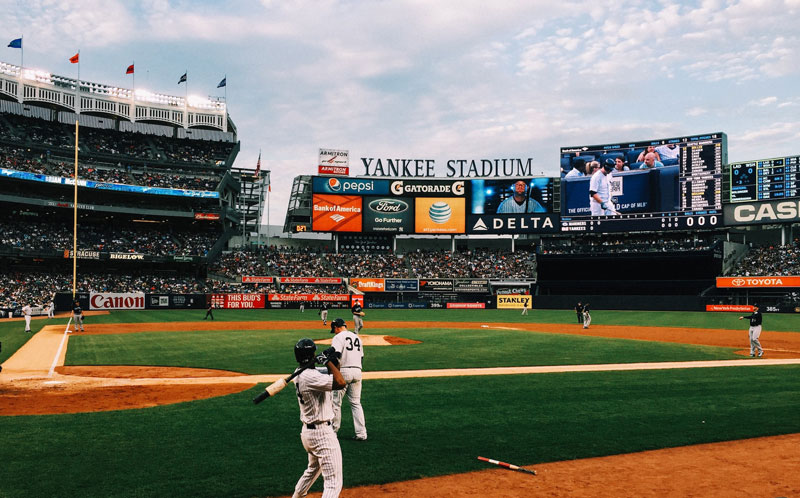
(22, 304), (32, 332)
(582, 303), (591, 329)
(589, 160), (619, 216)
(319, 302), (329, 326)
(739, 303), (764, 357)
(291, 338), (346, 498)
(351, 303), (364, 334)
(72, 302), (84, 332)
(330, 318), (367, 441)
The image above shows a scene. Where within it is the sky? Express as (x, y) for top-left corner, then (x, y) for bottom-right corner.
(2, 0), (799, 226)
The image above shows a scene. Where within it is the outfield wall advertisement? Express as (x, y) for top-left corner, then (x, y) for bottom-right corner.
(89, 292), (145, 310)
(210, 294), (266, 309)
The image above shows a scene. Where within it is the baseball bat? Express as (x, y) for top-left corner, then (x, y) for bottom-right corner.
(253, 366), (310, 404)
(477, 456), (537, 476)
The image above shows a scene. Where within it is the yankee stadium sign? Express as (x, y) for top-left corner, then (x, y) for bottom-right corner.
(361, 157), (536, 178)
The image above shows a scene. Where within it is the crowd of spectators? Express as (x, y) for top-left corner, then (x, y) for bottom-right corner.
(0, 219), (219, 257)
(540, 235), (715, 255)
(264, 248), (332, 277)
(326, 252), (407, 278)
(209, 250), (270, 279)
(403, 248), (536, 279)
(728, 240), (800, 277)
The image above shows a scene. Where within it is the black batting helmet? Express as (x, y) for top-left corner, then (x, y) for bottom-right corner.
(330, 317), (346, 334)
(294, 338), (317, 366)
(603, 158), (615, 171)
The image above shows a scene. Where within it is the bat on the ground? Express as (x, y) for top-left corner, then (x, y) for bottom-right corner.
(253, 366), (310, 404)
(477, 456), (536, 476)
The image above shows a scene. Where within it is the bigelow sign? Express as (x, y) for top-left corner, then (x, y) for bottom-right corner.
(90, 292), (145, 310)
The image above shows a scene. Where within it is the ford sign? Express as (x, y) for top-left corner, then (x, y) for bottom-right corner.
(368, 198), (408, 213)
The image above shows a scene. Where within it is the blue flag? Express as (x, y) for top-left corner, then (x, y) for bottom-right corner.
(217, 77), (226, 88)
(178, 72), (187, 84)
(8, 38), (22, 49)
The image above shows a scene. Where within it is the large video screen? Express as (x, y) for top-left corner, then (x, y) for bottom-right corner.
(311, 176), (559, 234)
(559, 133), (726, 232)
(729, 155), (800, 203)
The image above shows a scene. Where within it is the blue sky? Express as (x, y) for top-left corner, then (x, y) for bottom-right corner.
(2, 0), (799, 224)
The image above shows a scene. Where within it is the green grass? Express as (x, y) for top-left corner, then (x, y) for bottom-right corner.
(1, 366), (799, 498)
(78, 308), (800, 332)
(64, 326), (741, 374)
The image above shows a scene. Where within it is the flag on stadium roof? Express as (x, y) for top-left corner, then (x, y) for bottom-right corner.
(178, 72), (187, 84)
(217, 76), (226, 88)
(254, 151), (261, 178)
(69, 52), (79, 64)
(126, 64), (134, 74)
(7, 38), (22, 49)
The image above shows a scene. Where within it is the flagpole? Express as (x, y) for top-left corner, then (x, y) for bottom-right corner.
(72, 120), (79, 299)
(20, 35), (23, 69)
(132, 60), (135, 90)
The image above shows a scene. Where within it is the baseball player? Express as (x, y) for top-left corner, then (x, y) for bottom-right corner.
(521, 296), (529, 316)
(22, 304), (32, 333)
(575, 302), (583, 324)
(290, 338), (346, 498)
(582, 302), (591, 329)
(299, 302), (305, 313)
(739, 303), (764, 357)
(204, 302), (214, 320)
(72, 301), (84, 332)
(351, 302), (365, 334)
(319, 301), (329, 326)
(47, 300), (55, 318)
(330, 318), (367, 441)
(589, 160), (619, 216)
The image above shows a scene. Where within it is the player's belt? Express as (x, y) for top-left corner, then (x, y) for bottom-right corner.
(341, 366), (361, 369)
(305, 421), (332, 429)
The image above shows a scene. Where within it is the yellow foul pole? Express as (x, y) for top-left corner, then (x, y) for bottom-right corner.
(72, 120), (79, 299)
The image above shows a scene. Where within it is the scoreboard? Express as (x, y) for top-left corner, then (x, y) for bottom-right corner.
(730, 155), (800, 203)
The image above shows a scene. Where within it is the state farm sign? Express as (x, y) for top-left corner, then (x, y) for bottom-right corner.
(90, 293), (145, 310)
(716, 276), (800, 288)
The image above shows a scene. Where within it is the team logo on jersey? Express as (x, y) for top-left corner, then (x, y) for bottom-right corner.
(328, 178), (342, 191)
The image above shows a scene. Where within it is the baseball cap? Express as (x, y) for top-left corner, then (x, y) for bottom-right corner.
(330, 317), (346, 333)
(752, 303), (760, 308)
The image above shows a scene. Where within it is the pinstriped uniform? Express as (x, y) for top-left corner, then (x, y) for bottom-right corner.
(291, 367), (343, 498)
(331, 328), (367, 439)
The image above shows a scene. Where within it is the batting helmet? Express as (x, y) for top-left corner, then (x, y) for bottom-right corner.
(294, 338), (317, 366)
(330, 317), (346, 334)
(603, 158), (615, 171)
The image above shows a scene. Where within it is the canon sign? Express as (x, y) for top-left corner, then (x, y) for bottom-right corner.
(725, 199), (800, 225)
(90, 293), (145, 310)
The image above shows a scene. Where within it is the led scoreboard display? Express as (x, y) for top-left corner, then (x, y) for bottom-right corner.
(729, 155), (800, 203)
(559, 133), (726, 233)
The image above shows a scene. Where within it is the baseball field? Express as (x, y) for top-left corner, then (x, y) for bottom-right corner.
(1, 308), (800, 497)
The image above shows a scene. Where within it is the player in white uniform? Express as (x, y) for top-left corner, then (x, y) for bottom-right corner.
(22, 304), (32, 332)
(291, 338), (346, 498)
(329, 318), (367, 441)
(47, 300), (55, 318)
(589, 160), (618, 216)
(582, 303), (591, 329)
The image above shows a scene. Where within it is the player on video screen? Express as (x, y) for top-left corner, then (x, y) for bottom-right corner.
(589, 161), (619, 216)
(496, 180), (546, 213)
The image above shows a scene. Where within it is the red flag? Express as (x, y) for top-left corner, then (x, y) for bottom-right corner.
(126, 64), (134, 74)
(254, 152), (261, 178)
(69, 53), (79, 64)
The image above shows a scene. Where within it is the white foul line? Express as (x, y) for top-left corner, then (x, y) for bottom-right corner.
(48, 317), (73, 378)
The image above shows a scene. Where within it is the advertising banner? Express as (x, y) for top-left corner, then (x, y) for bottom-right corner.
(312, 194), (363, 232)
(242, 276), (275, 284)
(210, 294), (266, 309)
(194, 212), (220, 220)
(109, 252), (146, 261)
(267, 294), (350, 302)
(419, 279), (454, 292)
(716, 276), (800, 288)
(319, 148), (349, 168)
(362, 197), (415, 233)
(454, 279), (489, 293)
(312, 177), (389, 195)
(277, 277), (343, 285)
(319, 165), (349, 176)
(723, 199), (800, 226)
(385, 279), (420, 292)
(466, 214), (559, 234)
(415, 197), (465, 234)
(705, 304), (754, 312)
(351, 295), (364, 307)
(170, 294), (204, 309)
(446, 302), (486, 309)
(147, 295), (171, 308)
(389, 179), (466, 197)
(497, 295), (532, 309)
(63, 249), (100, 260)
(350, 278), (385, 292)
(89, 292), (145, 310)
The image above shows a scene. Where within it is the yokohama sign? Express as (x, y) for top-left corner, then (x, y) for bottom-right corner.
(90, 293), (145, 310)
(716, 276), (800, 288)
